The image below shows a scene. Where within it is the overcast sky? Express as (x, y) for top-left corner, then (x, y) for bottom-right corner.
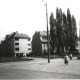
(0, 0), (80, 41)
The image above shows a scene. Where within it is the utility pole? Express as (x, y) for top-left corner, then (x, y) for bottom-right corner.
(45, 1), (50, 63)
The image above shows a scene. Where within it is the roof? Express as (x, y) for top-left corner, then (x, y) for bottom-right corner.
(7, 31), (30, 39)
(37, 31), (47, 37)
(36, 31), (49, 42)
(37, 31), (50, 37)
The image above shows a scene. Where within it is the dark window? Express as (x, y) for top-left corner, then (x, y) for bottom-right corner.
(28, 44), (31, 46)
(15, 48), (19, 51)
(15, 43), (19, 45)
(28, 48), (31, 50)
(28, 38), (30, 41)
(15, 38), (19, 41)
(42, 36), (47, 40)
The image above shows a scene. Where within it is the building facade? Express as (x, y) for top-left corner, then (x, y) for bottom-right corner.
(32, 31), (48, 56)
(0, 31), (31, 57)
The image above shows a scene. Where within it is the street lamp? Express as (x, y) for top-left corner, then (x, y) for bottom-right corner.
(42, 0), (50, 63)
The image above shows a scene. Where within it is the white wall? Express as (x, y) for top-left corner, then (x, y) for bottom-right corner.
(40, 36), (48, 54)
(42, 43), (48, 54)
(15, 38), (31, 56)
(19, 39), (31, 53)
(77, 41), (80, 52)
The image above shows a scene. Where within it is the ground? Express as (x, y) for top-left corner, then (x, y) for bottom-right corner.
(0, 57), (80, 79)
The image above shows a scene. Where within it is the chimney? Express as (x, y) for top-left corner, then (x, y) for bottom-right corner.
(16, 31), (18, 33)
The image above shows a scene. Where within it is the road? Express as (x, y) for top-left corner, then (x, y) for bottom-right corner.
(0, 57), (80, 79)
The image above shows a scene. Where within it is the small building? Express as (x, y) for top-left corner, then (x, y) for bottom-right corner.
(0, 31), (31, 57)
(32, 31), (48, 56)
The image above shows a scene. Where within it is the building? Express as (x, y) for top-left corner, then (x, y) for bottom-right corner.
(0, 31), (31, 57)
(77, 26), (80, 53)
(32, 31), (49, 56)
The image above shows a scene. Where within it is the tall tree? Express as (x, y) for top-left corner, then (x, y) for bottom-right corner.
(56, 8), (64, 54)
(56, 7), (60, 54)
(59, 8), (64, 54)
(50, 13), (57, 54)
(66, 8), (72, 52)
(71, 15), (78, 52)
(49, 7), (78, 55)
(62, 12), (67, 52)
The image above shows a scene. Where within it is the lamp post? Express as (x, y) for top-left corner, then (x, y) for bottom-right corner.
(44, 1), (50, 63)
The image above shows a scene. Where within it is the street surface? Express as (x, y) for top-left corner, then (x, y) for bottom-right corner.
(0, 57), (80, 79)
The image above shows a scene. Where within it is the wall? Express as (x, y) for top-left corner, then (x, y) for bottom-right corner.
(32, 32), (42, 56)
(42, 42), (48, 54)
(40, 36), (48, 54)
(6, 38), (14, 57)
(15, 38), (31, 56)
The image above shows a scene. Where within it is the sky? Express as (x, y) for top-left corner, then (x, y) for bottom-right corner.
(0, 0), (80, 41)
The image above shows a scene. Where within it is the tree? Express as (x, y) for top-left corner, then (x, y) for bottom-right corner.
(49, 8), (78, 56)
(56, 7), (60, 54)
(50, 13), (57, 54)
(63, 13), (68, 52)
(66, 8), (72, 52)
(71, 15), (78, 53)
(59, 8), (64, 54)
(56, 8), (64, 54)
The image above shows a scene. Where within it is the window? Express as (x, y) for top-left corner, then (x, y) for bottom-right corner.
(15, 38), (19, 41)
(28, 48), (31, 50)
(15, 48), (19, 51)
(15, 43), (19, 45)
(28, 44), (31, 46)
(28, 38), (30, 41)
(42, 36), (47, 40)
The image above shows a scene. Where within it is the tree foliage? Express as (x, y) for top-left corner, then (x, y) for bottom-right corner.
(50, 13), (57, 54)
(49, 8), (78, 55)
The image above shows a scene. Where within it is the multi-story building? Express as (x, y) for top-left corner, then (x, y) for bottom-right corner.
(32, 31), (48, 56)
(0, 31), (31, 57)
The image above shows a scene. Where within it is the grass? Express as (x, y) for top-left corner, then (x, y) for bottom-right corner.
(0, 55), (61, 63)
(35, 55), (63, 59)
(0, 57), (33, 63)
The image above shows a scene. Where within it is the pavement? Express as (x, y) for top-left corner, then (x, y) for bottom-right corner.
(0, 57), (80, 74)
(0, 57), (80, 79)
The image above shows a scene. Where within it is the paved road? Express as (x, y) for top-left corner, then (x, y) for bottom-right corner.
(0, 57), (80, 79)
(0, 68), (80, 79)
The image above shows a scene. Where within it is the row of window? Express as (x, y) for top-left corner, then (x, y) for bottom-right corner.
(15, 38), (30, 41)
(15, 43), (19, 45)
(15, 43), (31, 46)
(42, 36), (47, 40)
(15, 48), (31, 51)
